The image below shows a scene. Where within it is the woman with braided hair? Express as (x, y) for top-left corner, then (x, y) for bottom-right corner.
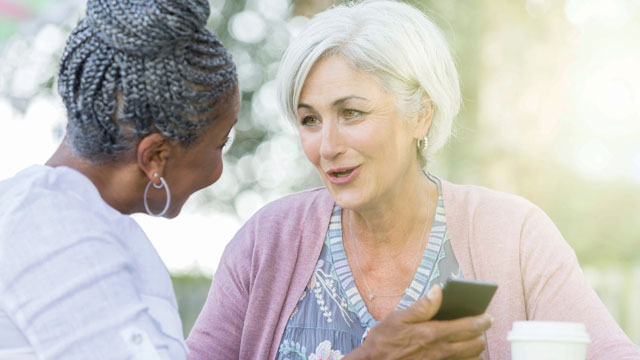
(0, 1), (496, 359)
(0, 0), (238, 358)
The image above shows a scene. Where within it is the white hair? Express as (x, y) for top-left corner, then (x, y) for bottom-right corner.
(276, 0), (460, 164)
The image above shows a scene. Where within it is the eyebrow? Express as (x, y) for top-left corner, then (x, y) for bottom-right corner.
(298, 95), (369, 110)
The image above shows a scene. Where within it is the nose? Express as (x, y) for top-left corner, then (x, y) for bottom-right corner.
(319, 120), (344, 160)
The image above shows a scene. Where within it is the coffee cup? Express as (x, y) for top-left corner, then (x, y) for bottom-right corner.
(507, 321), (590, 360)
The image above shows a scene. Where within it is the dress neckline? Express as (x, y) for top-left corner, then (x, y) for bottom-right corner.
(327, 173), (448, 328)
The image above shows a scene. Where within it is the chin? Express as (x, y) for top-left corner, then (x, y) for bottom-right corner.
(164, 206), (183, 219)
(328, 188), (367, 211)
(165, 196), (192, 219)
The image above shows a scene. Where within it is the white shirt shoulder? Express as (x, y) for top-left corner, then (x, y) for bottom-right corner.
(0, 166), (187, 360)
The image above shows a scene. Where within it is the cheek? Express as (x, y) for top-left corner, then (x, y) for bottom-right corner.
(212, 161), (223, 183)
(208, 155), (224, 185)
(299, 132), (320, 164)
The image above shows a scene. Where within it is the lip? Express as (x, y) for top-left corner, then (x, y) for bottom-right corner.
(325, 165), (361, 185)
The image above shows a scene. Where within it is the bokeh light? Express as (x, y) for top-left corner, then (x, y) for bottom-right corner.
(565, 0), (634, 28)
(229, 10), (266, 44)
(255, 0), (290, 21)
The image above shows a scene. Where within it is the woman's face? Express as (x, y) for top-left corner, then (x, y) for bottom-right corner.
(297, 55), (420, 211)
(160, 88), (240, 218)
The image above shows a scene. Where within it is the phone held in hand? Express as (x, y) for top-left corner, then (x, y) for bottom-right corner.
(432, 278), (498, 321)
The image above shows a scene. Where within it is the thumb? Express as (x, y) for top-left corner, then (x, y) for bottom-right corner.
(399, 285), (442, 324)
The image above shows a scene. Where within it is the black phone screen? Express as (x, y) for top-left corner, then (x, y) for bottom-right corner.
(431, 278), (498, 321)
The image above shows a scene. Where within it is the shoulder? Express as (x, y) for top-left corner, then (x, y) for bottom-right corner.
(0, 166), (131, 265)
(2, 166), (119, 225)
(219, 187), (332, 268)
(442, 180), (537, 214)
(242, 187), (333, 229)
(0, 169), (149, 311)
(438, 178), (563, 258)
(439, 178), (568, 267)
(440, 179), (544, 229)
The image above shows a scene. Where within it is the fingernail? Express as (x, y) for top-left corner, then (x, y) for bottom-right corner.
(485, 315), (494, 327)
(427, 285), (438, 300)
(475, 314), (492, 327)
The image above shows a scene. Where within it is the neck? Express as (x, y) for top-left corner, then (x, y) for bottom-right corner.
(348, 165), (437, 253)
(46, 139), (144, 214)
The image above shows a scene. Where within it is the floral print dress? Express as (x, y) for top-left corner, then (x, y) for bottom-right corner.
(277, 175), (461, 360)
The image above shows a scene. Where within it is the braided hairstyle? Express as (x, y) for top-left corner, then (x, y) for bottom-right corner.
(58, 0), (237, 163)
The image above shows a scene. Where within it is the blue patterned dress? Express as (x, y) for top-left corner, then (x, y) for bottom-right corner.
(277, 175), (461, 360)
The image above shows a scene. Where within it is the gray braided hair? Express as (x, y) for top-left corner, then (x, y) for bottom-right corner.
(58, 0), (237, 163)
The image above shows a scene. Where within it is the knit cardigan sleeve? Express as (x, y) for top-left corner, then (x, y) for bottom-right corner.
(184, 218), (253, 359)
(519, 205), (640, 359)
(441, 180), (640, 359)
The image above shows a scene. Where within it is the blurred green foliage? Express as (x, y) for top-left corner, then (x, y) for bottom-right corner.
(171, 274), (213, 337)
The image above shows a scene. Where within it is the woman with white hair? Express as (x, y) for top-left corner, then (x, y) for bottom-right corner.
(187, 1), (640, 359)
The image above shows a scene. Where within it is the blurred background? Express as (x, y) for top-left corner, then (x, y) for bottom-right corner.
(1, 0), (639, 341)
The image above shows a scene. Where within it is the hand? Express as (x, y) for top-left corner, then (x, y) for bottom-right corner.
(344, 285), (493, 360)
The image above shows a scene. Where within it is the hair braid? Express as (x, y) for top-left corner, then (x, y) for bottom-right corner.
(58, 0), (237, 163)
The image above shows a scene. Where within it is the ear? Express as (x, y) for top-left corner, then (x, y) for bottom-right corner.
(413, 101), (434, 140)
(137, 133), (171, 183)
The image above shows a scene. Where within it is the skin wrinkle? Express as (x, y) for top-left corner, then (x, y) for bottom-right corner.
(58, 0), (237, 164)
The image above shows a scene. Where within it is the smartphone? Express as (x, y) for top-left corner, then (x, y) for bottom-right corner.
(431, 278), (498, 321)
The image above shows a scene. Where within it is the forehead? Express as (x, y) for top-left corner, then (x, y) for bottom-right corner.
(217, 85), (240, 114)
(203, 87), (239, 135)
(299, 55), (384, 104)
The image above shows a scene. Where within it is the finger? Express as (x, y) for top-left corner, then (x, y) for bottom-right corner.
(442, 335), (486, 359)
(398, 285), (442, 324)
(427, 314), (493, 342)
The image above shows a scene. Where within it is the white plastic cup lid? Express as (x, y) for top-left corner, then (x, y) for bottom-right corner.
(507, 321), (591, 344)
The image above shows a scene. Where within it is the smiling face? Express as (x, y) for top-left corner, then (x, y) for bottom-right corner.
(297, 55), (424, 211)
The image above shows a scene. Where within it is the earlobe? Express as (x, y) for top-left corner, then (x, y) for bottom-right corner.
(137, 133), (170, 182)
(414, 103), (434, 140)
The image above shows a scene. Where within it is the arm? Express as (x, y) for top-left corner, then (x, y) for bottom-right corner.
(0, 231), (185, 360)
(520, 206), (640, 359)
(344, 286), (493, 360)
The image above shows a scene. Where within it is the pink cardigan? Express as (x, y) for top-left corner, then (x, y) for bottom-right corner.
(187, 181), (639, 359)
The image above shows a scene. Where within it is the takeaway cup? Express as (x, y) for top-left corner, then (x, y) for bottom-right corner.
(507, 321), (590, 360)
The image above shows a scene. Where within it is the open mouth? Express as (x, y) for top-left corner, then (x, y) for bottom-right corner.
(331, 169), (355, 178)
(326, 166), (360, 184)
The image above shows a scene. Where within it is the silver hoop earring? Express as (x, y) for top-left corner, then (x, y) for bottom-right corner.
(144, 176), (171, 217)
